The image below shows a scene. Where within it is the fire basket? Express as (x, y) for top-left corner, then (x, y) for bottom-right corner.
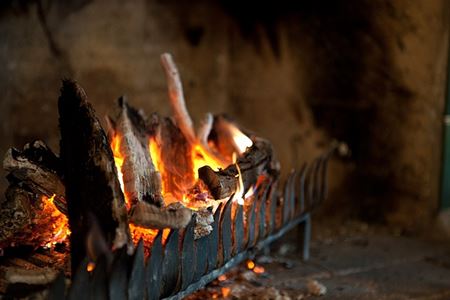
(1, 53), (344, 299)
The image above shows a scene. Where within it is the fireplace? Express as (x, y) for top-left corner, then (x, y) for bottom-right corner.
(0, 53), (342, 299)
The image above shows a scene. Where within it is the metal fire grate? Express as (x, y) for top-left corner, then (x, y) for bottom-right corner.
(47, 149), (334, 300)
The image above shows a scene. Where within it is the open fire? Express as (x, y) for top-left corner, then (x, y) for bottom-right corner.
(0, 53), (339, 299)
(109, 118), (256, 248)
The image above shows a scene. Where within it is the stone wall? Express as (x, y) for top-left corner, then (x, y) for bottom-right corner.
(0, 0), (448, 228)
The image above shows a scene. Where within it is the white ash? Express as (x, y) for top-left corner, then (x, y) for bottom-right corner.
(194, 208), (214, 239)
(307, 279), (327, 296)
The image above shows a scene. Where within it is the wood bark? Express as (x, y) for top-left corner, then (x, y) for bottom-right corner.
(3, 140), (66, 213)
(58, 79), (131, 272)
(150, 114), (195, 201)
(160, 53), (228, 167)
(198, 138), (277, 199)
(0, 185), (65, 250)
(129, 201), (192, 229)
(108, 97), (164, 207)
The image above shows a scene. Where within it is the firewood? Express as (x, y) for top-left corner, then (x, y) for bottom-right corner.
(0, 185), (67, 250)
(160, 53), (196, 144)
(3, 140), (66, 213)
(4, 266), (58, 285)
(160, 53), (228, 167)
(198, 138), (276, 199)
(129, 201), (192, 229)
(150, 114), (195, 201)
(108, 97), (164, 207)
(197, 113), (213, 148)
(58, 79), (132, 272)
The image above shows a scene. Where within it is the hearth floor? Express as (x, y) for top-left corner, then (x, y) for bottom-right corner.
(188, 220), (450, 299)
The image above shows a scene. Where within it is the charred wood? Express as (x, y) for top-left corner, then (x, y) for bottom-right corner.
(58, 79), (131, 272)
(160, 53), (196, 144)
(150, 114), (195, 201)
(199, 138), (277, 199)
(160, 53), (228, 167)
(0, 185), (66, 250)
(108, 97), (164, 207)
(3, 140), (66, 213)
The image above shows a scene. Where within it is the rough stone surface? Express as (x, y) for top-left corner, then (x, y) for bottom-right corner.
(189, 221), (450, 299)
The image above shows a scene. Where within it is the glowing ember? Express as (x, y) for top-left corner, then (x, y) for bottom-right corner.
(111, 116), (255, 245)
(246, 260), (265, 274)
(218, 274), (227, 282)
(246, 260), (255, 270)
(221, 287), (231, 297)
(87, 262), (95, 272)
(41, 194), (70, 248)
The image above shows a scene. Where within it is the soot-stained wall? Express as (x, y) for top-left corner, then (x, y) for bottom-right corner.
(0, 0), (448, 229)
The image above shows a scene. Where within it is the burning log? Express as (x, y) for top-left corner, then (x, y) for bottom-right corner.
(160, 53), (196, 145)
(1, 141), (70, 250)
(0, 185), (69, 249)
(129, 201), (192, 229)
(58, 79), (132, 271)
(130, 201), (213, 240)
(3, 140), (66, 213)
(150, 114), (195, 201)
(107, 97), (164, 207)
(209, 115), (253, 161)
(199, 138), (277, 199)
(160, 53), (228, 168)
(197, 113), (214, 148)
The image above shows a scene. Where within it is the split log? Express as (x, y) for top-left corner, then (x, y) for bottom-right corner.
(129, 201), (192, 229)
(160, 53), (228, 167)
(58, 79), (132, 272)
(198, 138), (277, 199)
(150, 114), (195, 201)
(107, 97), (164, 207)
(0, 185), (68, 250)
(160, 53), (196, 144)
(4, 266), (59, 285)
(129, 202), (212, 238)
(197, 113), (214, 150)
(3, 140), (66, 213)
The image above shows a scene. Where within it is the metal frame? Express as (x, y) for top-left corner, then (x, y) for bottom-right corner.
(48, 150), (334, 300)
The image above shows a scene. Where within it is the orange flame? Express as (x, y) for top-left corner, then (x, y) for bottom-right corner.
(111, 135), (126, 195)
(110, 120), (255, 247)
(218, 274), (227, 282)
(221, 287), (231, 297)
(232, 153), (246, 206)
(192, 144), (227, 180)
(227, 123), (253, 154)
(246, 260), (255, 270)
(87, 262), (95, 272)
(41, 194), (70, 248)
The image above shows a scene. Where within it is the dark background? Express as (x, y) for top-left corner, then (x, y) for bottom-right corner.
(0, 0), (448, 229)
